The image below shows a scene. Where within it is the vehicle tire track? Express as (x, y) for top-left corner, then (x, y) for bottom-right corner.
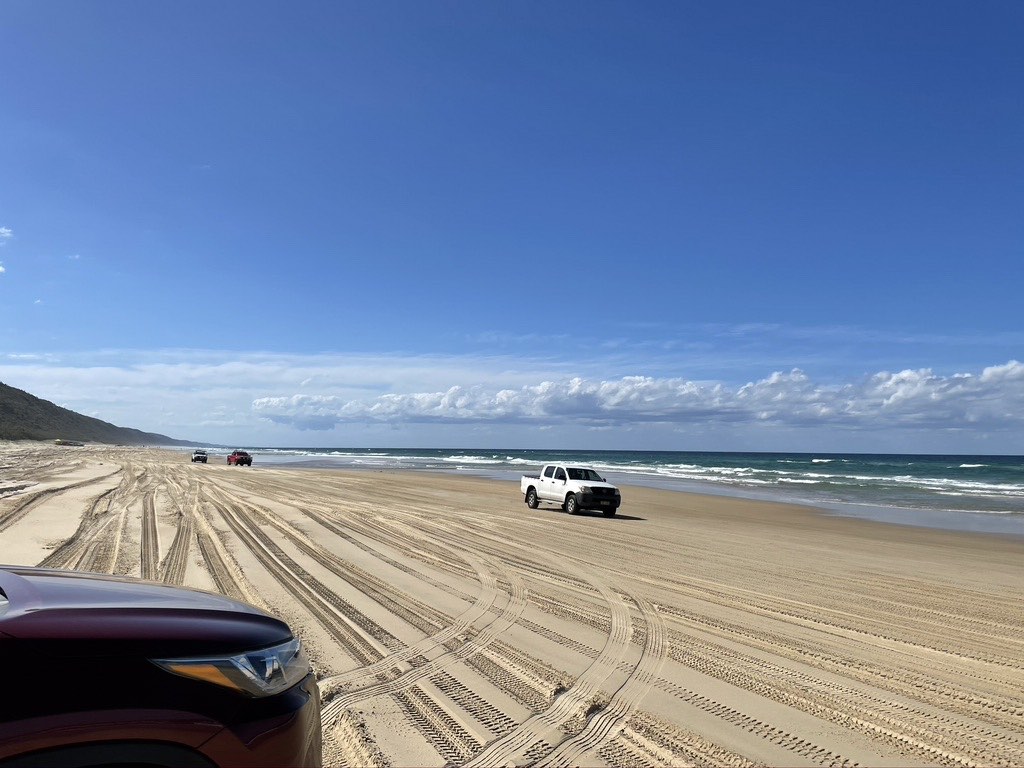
(658, 623), (1024, 767)
(159, 507), (193, 585)
(205, 491), (393, 666)
(211, 487), (568, 734)
(318, 549), (502, 695)
(604, 712), (758, 768)
(230, 495), (539, 749)
(76, 506), (128, 574)
(140, 489), (159, 580)
(203, 488), (503, 763)
(321, 568), (527, 720)
(193, 501), (265, 607)
(538, 597), (669, 767)
(394, 685), (483, 765)
(659, 600), (1024, 732)
(205, 480), (578, 762)
(0, 468), (121, 534)
(400, 514), (876, 767)
(464, 573), (633, 767)
(37, 485), (120, 569)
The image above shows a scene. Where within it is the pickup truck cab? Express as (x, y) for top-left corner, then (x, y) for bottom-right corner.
(521, 464), (621, 516)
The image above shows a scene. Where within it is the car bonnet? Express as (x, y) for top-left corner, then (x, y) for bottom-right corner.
(0, 565), (291, 655)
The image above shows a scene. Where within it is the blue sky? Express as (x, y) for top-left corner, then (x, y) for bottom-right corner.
(1, 1), (1022, 453)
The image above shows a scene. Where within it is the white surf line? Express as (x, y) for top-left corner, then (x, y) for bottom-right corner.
(537, 597), (668, 767)
(463, 574), (634, 768)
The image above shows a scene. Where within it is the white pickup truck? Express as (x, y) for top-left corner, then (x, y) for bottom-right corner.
(520, 464), (621, 516)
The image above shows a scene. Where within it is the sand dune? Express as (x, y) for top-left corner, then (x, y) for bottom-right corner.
(2, 442), (1022, 767)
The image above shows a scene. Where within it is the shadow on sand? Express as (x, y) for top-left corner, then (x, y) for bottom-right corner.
(541, 507), (645, 522)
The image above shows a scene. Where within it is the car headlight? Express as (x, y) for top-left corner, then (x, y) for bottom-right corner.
(152, 637), (309, 697)
(579, 485), (591, 494)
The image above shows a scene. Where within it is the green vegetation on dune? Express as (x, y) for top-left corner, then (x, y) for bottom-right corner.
(0, 381), (191, 446)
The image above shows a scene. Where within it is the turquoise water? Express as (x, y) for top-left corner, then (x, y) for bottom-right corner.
(244, 447), (1024, 536)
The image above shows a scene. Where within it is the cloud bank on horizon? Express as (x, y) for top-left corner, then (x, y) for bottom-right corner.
(253, 361), (1024, 433)
(3, 350), (1021, 453)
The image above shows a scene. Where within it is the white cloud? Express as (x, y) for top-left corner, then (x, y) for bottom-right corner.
(0, 226), (11, 244)
(6, 353), (55, 361)
(0, 350), (577, 441)
(3, 349), (1023, 451)
(0, 263), (5, 274)
(252, 361), (1024, 434)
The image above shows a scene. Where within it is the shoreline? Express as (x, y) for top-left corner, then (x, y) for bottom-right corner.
(262, 454), (1024, 540)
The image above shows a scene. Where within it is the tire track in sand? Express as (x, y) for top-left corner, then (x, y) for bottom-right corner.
(140, 489), (159, 580)
(317, 548), (501, 696)
(206, 492), (392, 666)
(537, 596), (668, 768)
(212, 491), (533, 746)
(320, 566), (527, 721)
(464, 561), (635, 768)
(154, 470), (201, 586)
(205, 486), (499, 763)
(0, 468), (120, 534)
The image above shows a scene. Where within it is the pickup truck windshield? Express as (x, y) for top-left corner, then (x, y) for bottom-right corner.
(567, 468), (602, 481)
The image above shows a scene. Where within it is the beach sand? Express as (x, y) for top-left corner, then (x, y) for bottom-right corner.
(1, 441), (1022, 767)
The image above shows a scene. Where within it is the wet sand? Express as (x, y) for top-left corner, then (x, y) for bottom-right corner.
(2, 441), (1022, 767)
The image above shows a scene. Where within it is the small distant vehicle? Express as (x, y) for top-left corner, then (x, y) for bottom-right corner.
(191, 449), (208, 463)
(227, 450), (253, 467)
(521, 464), (621, 516)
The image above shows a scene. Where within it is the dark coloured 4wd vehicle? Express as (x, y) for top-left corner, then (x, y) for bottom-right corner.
(191, 449), (208, 463)
(0, 565), (321, 767)
(227, 450), (252, 467)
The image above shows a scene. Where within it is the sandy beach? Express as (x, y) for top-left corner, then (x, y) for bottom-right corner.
(1, 441), (1022, 767)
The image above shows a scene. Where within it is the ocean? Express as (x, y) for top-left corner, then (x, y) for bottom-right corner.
(244, 447), (1024, 537)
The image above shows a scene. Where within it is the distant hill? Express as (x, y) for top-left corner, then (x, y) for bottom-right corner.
(0, 381), (193, 446)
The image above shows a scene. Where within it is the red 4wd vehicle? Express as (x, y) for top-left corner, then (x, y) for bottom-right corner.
(227, 450), (253, 467)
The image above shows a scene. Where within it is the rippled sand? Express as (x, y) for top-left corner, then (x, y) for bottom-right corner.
(2, 442), (1022, 767)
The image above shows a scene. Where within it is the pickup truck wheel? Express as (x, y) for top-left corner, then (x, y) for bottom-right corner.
(565, 494), (579, 515)
(526, 489), (539, 508)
